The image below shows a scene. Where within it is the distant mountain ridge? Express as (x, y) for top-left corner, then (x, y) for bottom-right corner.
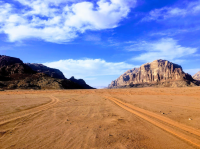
(0, 55), (92, 90)
(69, 76), (95, 89)
(26, 63), (94, 89)
(26, 63), (66, 79)
(109, 59), (199, 88)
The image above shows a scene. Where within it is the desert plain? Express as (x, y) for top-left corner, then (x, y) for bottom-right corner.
(0, 87), (200, 149)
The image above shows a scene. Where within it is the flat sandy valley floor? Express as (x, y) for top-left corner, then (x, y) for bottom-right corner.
(0, 88), (200, 149)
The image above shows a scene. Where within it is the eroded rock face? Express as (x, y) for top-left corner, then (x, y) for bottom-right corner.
(109, 59), (196, 88)
(193, 71), (200, 80)
(26, 63), (66, 79)
(110, 68), (139, 87)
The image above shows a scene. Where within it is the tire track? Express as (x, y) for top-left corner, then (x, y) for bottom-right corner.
(112, 95), (200, 111)
(125, 96), (200, 111)
(105, 96), (200, 148)
(0, 96), (59, 125)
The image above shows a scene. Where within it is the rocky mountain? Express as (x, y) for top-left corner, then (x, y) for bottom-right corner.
(69, 76), (95, 89)
(0, 73), (84, 90)
(109, 68), (139, 87)
(0, 55), (85, 90)
(26, 63), (94, 89)
(0, 55), (23, 67)
(109, 59), (199, 88)
(193, 71), (200, 80)
(26, 63), (66, 79)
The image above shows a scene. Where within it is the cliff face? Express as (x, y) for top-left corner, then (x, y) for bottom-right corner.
(109, 68), (139, 87)
(26, 63), (66, 79)
(193, 71), (200, 80)
(109, 59), (196, 88)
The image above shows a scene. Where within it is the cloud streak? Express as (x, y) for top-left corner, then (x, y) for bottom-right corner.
(43, 58), (137, 79)
(142, 0), (200, 21)
(0, 0), (136, 43)
(127, 38), (197, 63)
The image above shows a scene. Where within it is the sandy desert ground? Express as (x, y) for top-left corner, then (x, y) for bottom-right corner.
(0, 87), (200, 149)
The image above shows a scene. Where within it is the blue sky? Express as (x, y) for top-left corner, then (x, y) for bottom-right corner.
(0, 0), (200, 88)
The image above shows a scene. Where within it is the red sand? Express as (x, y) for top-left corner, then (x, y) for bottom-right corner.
(0, 87), (200, 149)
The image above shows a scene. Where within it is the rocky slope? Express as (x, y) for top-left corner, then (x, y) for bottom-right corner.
(0, 55), (85, 90)
(69, 76), (95, 89)
(0, 55), (23, 67)
(26, 63), (66, 79)
(193, 71), (200, 80)
(26, 63), (94, 89)
(109, 59), (199, 88)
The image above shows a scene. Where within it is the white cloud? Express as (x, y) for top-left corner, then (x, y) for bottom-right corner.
(142, 1), (200, 21)
(0, 0), (136, 43)
(43, 58), (137, 79)
(128, 38), (197, 62)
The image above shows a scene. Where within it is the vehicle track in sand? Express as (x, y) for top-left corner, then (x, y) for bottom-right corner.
(105, 96), (200, 148)
(111, 95), (200, 112)
(0, 96), (59, 125)
(126, 97), (200, 111)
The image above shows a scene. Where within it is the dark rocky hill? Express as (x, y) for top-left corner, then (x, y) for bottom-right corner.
(109, 59), (199, 88)
(69, 76), (95, 89)
(26, 63), (66, 79)
(26, 63), (94, 89)
(0, 55), (85, 90)
(0, 55), (23, 67)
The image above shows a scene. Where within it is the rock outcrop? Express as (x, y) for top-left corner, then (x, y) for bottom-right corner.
(69, 76), (95, 89)
(26, 64), (94, 89)
(26, 63), (66, 79)
(109, 68), (139, 87)
(0, 55), (23, 67)
(0, 55), (85, 90)
(193, 71), (200, 80)
(109, 59), (198, 88)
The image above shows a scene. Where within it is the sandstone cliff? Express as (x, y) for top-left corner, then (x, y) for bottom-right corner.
(193, 71), (200, 80)
(109, 59), (198, 88)
(109, 68), (139, 87)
